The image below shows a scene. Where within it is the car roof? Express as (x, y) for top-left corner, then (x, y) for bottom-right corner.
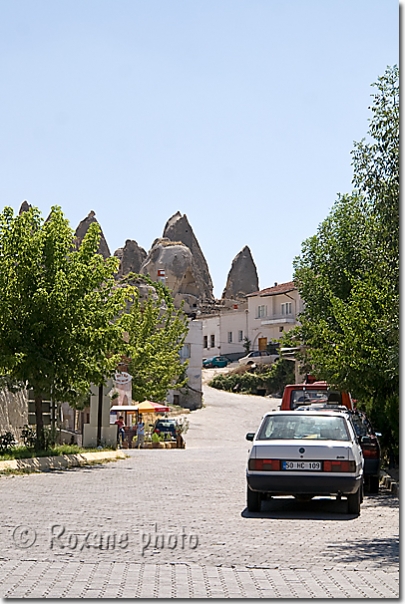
(295, 404), (348, 412)
(263, 410), (349, 418)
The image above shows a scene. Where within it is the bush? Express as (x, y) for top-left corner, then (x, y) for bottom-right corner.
(0, 432), (16, 454)
(20, 424), (57, 451)
(209, 360), (294, 396)
(21, 425), (36, 449)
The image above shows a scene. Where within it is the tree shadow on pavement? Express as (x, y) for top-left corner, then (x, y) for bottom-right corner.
(241, 496), (359, 520)
(324, 536), (399, 566)
(363, 491), (399, 509)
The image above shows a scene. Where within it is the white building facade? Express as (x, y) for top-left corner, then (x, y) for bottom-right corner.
(246, 282), (303, 351)
(201, 306), (249, 361)
(201, 282), (303, 360)
(167, 318), (203, 410)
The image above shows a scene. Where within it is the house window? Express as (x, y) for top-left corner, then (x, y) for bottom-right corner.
(203, 335), (208, 348)
(281, 302), (292, 315)
(257, 305), (266, 318)
(210, 334), (215, 348)
(238, 330), (243, 342)
(228, 332), (233, 343)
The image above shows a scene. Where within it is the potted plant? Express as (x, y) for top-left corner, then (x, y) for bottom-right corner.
(151, 432), (161, 448)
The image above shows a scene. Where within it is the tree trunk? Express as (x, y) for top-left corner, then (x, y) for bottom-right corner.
(34, 395), (45, 451)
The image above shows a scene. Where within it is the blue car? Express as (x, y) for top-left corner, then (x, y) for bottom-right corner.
(203, 356), (229, 368)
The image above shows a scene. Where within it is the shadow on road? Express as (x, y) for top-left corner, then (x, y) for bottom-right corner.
(241, 496), (359, 520)
(324, 536), (399, 566)
(364, 491), (399, 509)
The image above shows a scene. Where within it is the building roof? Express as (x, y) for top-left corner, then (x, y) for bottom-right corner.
(246, 281), (297, 298)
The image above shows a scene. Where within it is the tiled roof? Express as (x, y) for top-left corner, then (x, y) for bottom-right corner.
(246, 281), (296, 297)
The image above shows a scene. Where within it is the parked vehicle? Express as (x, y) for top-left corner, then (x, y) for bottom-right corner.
(203, 356), (230, 368)
(246, 411), (364, 514)
(152, 418), (178, 439)
(238, 351), (279, 366)
(295, 403), (381, 494)
(280, 381), (354, 411)
(349, 411), (381, 493)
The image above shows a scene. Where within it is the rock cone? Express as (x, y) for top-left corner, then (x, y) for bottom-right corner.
(222, 246), (259, 300)
(140, 238), (200, 313)
(114, 239), (147, 278)
(163, 212), (214, 302)
(19, 201), (31, 214)
(74, 211), (111, 258)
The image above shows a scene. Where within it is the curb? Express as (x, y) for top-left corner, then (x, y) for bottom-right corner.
(0, 450), (127, 473)
(380, 470), (399, 497)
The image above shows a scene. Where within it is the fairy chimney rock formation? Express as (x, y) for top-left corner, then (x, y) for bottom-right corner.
(140, 238), (201, 313)
(114, 239), (147, 278)
(163, 212), (214, 302)
(222, 246), (259, 300)
(75, 211), (111, 259)
(19, 201), (31, 214)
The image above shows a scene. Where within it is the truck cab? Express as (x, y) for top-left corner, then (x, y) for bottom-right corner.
(280, 380), (354, 411)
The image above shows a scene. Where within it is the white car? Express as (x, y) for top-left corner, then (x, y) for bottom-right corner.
(238, 351), (279, 366)
(246, 411), (364, 514)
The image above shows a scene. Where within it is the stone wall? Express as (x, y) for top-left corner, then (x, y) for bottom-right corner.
(0, 387), (28, 441)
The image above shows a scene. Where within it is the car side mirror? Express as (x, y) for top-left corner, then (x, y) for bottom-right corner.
(361, 435), (372, 444)
(246, 433), (255, 441)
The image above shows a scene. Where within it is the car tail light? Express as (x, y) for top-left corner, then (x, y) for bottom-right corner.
(249, 459), (281, 471)
(155, 429), (160, 434)
(362, 444), (379, 459)
(323, 460), (356, 472)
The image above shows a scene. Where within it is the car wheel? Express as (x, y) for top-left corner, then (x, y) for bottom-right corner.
(347, 487), (361, 515)
(369, 475), (380, 494)
(247, 487), (261, 512)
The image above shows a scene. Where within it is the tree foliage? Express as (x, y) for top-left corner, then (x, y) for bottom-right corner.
(291, 66), (399, 452)
(119, 274), (189, 403)
(0, 206), (130, 448)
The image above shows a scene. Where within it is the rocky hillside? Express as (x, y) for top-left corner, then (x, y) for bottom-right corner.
(72, 209), (260, 315)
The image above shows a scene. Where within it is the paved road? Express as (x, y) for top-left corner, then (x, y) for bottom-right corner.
(0, 373), (399, 598)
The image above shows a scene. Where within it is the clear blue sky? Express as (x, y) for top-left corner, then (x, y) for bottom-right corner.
(0, 0), (398, 297)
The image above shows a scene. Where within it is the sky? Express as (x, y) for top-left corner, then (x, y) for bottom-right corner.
(0, 0), (398, 298)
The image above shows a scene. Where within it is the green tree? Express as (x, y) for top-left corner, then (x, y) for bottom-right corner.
(291, 66), (399, 452)
(0, 206), (130, 449)
(119, 275), (189, 402)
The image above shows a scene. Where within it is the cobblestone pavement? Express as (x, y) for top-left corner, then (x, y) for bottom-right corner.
(0, 375), (399, 598)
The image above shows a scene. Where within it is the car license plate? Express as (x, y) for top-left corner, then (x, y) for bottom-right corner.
(282, 461), (322, 471)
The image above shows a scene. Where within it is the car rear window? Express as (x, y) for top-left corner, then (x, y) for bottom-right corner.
(257, 415), (350, 441)
(291, 389), (336, 409)
(350, 415), (368, 437)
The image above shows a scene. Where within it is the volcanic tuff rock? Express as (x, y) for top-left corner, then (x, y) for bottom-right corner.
(163, 212), (214, 302)
(19, 201), (32, 214)
(222, 245), (259, 300)
(75, 211), (111, 259)
(140, 238), (201, 313)
(114, 239), (147, 278)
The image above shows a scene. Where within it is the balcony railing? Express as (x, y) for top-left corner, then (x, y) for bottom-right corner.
(260, 315), (296, 325)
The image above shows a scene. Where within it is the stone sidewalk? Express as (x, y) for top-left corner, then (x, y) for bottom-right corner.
(0, 559), (399, 598)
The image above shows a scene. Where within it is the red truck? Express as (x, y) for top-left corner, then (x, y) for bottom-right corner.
(280, 378), (354, 411)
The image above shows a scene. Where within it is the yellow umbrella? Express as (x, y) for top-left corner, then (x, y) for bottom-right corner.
(136, 401), (170, 413)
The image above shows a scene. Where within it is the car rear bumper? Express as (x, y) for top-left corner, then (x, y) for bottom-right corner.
(247, 472), (362, 496)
